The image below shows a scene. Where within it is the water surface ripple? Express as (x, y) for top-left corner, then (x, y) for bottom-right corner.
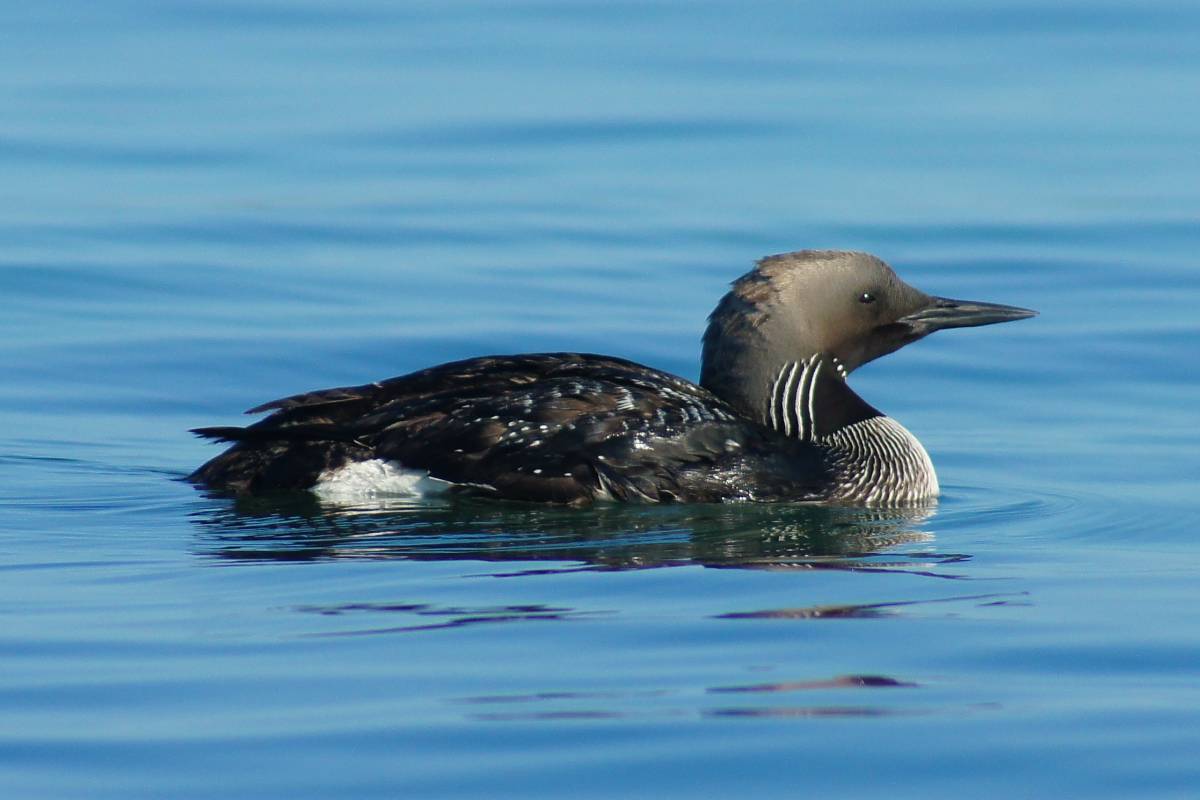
(3, 1), (1200, 799)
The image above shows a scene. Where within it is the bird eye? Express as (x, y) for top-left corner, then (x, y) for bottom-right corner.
(859, 292), (876, 304)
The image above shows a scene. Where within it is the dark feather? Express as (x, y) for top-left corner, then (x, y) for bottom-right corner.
(189, 353), (832, 502)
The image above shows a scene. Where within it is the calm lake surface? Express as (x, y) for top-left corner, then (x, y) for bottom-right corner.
(3, 2), (1199, 797)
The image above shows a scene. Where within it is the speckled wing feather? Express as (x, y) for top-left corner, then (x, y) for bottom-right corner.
(190, 353), (831, 503)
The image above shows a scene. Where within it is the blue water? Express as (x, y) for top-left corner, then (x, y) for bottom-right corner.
(3, 1), (1200, 797)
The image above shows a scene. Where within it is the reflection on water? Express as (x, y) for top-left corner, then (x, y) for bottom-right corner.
(461, 673), (927, 722)
(716, 590), (1027, 620)
(190, 491), (948, 573)
(295, 600), (605, 636)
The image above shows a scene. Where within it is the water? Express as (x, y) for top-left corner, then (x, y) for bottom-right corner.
(3, 1), (1199, 797)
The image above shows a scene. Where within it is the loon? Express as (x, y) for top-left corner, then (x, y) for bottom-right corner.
(189, 250), (1035, 505)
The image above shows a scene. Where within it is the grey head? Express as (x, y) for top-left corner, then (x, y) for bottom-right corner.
(700, 250), (1036, 427)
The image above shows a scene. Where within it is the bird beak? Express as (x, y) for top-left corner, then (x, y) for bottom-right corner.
(899, 296), (1038, 333)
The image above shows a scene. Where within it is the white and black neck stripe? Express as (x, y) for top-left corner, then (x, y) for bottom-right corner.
(766, 355), (849, 441)
(765, 355), (938, 503)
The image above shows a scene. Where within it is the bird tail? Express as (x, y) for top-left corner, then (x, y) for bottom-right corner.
(190, 426), (248, 442)
(191, 423), (362, 444)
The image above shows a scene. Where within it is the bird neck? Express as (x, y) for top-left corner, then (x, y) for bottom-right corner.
(728, 353), (880, 440)
(701, 350), (939, 504)
(757, 355), (939, 504)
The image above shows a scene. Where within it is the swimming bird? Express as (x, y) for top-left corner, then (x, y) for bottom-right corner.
(189, 250), (1035, 505)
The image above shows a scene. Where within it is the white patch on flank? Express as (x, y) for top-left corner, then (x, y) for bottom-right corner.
(313, 459), (450, 502)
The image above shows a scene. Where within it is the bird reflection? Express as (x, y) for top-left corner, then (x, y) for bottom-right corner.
(189, 491), (957, 575)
